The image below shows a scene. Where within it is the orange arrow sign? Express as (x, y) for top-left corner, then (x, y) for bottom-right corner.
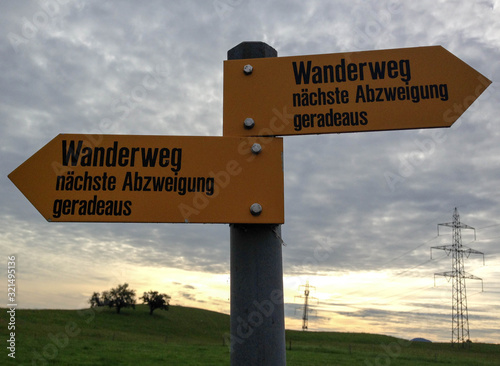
(8, 134), (284, 224)
(223, 46), (491, 137)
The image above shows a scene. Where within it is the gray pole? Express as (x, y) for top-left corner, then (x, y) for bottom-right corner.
(228, 42), (286, 366)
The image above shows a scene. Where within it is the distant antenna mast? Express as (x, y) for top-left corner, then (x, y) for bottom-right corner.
(294, 281), (317, 331)
(431, 208), (484, 346)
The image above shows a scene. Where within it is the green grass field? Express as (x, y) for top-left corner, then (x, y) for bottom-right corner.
(1, 305), (498, 365)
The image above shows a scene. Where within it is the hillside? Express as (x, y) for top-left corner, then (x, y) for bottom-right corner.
(1, 305), (499, 365)
(2, 305), (230, 365)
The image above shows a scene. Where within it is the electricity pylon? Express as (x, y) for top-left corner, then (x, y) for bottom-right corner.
(294, 281), (317, 331)
(431, 208), (484, 346)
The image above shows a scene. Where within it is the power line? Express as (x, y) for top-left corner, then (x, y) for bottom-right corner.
(431, 208), (485, 346)
(477, 223), (500, 230)
(380, 235), (439, 268)
(294, 281), (318, 331)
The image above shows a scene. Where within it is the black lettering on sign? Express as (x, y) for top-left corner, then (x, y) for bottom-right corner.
(292, 87), (349, 107)
(122, 172), (215, 196)
(355, 83), (449, 103)
(292, 59), (411, 85)
(52, 196), (132, 218)
(293, 110), (368, 132)
(55, 171), (117, 191)
(61, 140), (183, 172)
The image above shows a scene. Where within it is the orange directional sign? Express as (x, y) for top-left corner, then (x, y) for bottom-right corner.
(8, 134), (284, 224)
(223, 46), (491, 137)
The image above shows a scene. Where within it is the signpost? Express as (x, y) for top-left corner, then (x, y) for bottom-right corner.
(224, 46), (491, 137)
(8, 134), (284, 224)
(8, 41), (492, 366)
(227, 42), (286, 366)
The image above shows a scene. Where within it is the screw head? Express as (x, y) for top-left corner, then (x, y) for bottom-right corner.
(243, 64), (253, 75)
(251, 143), (262, 154)
(244, 118), (255, 129)
(250, 203), (263, 216)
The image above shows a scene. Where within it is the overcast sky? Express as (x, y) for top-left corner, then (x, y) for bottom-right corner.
(1, 0), (499, 344)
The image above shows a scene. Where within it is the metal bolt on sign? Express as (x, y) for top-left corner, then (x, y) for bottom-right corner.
(251, 143), (262, 154)
(243, 117), (255, 129)
(250, 203), (263, 216)
(243, 64), (253, 75)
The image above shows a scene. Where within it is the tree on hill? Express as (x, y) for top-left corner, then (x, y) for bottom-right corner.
(89, 283), (137, 314)
(89, 292), (102, 307)
(140, 290), (171, 315)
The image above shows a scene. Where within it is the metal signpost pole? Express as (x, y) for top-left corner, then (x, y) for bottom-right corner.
(228, 42), (286, 366)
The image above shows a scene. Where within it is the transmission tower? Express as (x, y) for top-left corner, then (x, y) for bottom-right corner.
(431, 208), (484, 346)
(294, 281), (317, 331)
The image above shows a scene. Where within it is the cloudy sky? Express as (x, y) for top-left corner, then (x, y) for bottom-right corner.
(1, 0), (499, 344)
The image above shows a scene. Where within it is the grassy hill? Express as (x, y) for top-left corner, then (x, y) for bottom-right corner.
(1, 305), (499, 365)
